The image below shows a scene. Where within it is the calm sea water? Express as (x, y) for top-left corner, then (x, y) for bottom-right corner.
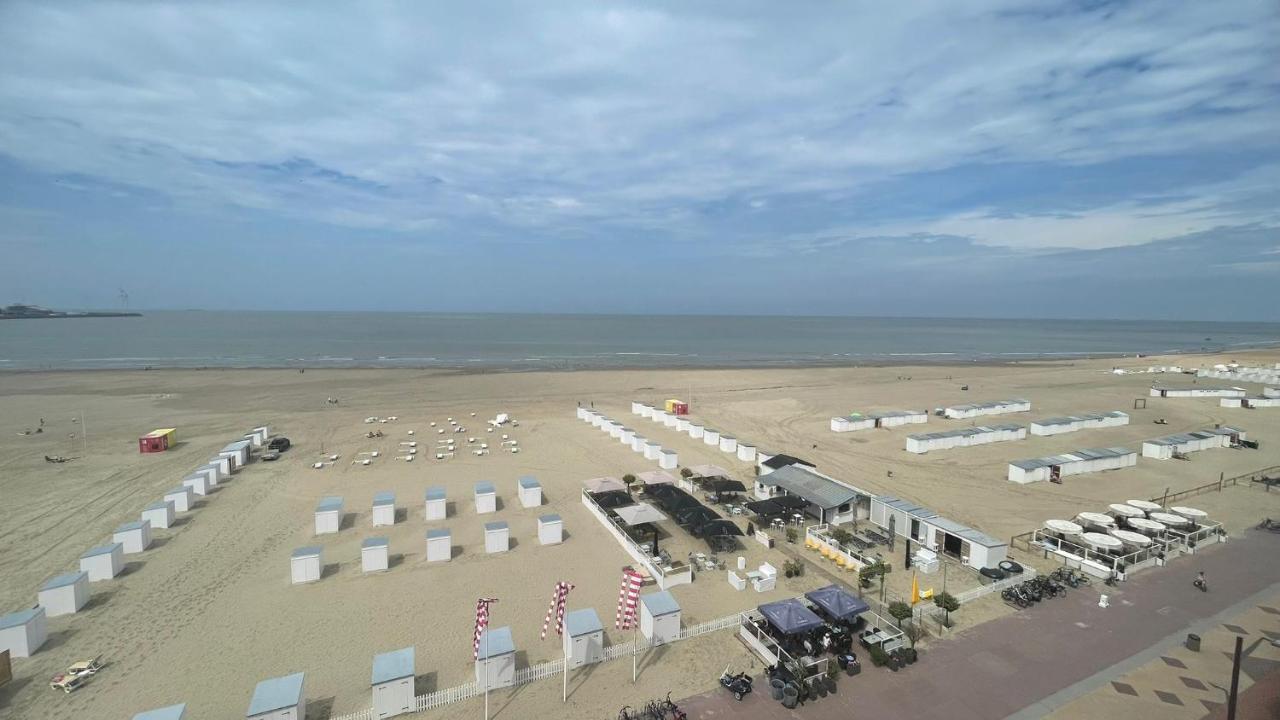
(1, 312), (1277, 371)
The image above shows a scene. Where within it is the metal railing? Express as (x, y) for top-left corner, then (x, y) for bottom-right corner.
(952, 569), (1036, 605)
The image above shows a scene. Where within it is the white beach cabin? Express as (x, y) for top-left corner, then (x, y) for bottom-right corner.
(643, 442), (662, 461)
(314, 496), (342, 535)
(182, 473), (209, 496)
(195, 463), (222, 488)
(905, 424), (1026, 454)
(207, 455), (233, 477)
(372, 492), (396, 527)
(1007, 447), (1137, 484)
(246, 671), (305, 720)
(737, 442), (758, 462)
(426, 528), (451, 562)
(688, 423), (705, 440)
(361, 537), (389, 573)
(164, 486), (193, 513)
(718, 435), (738, 453)
(132, 704), (187, 720)
(79, 542), (124, 581)
(475, 626), (516, 690)
(1029, 411), (1129, 436)
(518, 475), (542, 508)
(630, 434), (647, 453)
(639, 591), (681, 644)
(113, 520), (153, 554)
(484, 521), (509, 554)
(0, 607), (47, 658)
(619, 427), (635, 445)
(474, 482), (496, 514)
(703, 429), (721, 446)
(538, 514), (564, 545)
(942, 399), (1031, 419)
(142, 499), (175, 530)
(425, 487), (447, 521)
(290, 546), (322, 585)
(563, 608), (605, 668)
(659, 450), (679, 470)
(371, 646), (414, 718)
(38, 571), (89, 617)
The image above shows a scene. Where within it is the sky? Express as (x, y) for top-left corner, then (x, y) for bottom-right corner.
(1, 1), (1278, 319)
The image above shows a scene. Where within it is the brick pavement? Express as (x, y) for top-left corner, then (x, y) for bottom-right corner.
(676, 529), (1280, 720)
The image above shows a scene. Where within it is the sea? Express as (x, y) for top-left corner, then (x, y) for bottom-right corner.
(1, 312), (1278, 371)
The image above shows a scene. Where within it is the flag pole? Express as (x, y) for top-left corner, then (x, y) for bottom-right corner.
(631, 622), (637, 683)
(562, 638), (568, 702)
(483, 628), (490, 720)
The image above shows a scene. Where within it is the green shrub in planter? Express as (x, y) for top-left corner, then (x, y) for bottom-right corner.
(868, 646), (889, 667)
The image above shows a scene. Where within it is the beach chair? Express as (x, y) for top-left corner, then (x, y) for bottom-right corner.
(66, 656), (103, 678)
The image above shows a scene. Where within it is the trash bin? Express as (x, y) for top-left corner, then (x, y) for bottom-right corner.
(770, 678), (785, 701)
(781, 684), (799, 709)
(1186, 633), (1201, 652)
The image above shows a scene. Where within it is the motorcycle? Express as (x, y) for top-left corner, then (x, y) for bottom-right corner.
(1193, 575), (1208, 593)
(719, 667), (753, 701)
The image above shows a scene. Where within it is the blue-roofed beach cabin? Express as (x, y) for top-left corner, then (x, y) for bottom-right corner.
(372, 646), (414, 718)
(247, 671), (304, 719)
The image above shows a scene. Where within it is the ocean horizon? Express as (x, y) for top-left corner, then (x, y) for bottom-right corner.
(1, 311), (1278, 371)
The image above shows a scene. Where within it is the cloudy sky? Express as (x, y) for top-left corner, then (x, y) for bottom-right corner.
(1, 1), (1277, 319)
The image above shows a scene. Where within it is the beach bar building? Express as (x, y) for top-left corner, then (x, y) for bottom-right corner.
(905, 424), (1026, 454)
(424, 487), (446, 520)
(182, 473), (209, 496)
(142, 500), (175, 530)
(563, 608), (605, 668)
(290, 546), (322, 585)
(475, 626), (515, 690)
(371, 646), (414, 718)
(1143, 427), (1246, 459)
(372, 492), (396, 527)
(426, 528), (451, 562)
(518, 476), (542, 508)
(164, 486), (193, 513)
(361, 537), (389, 573)
(474, 482), (496, 514)
(38, 571), (89, 617)
(538, 514), (563, 545)
(942, 399), (1030, 419)
(639, 591), (681, 644)
(132, 704), (187, 720)
(114, 520), (153, 554)
(754, 465), (869, 524)
(1150, 385), (1246, 398)
(246, 671), (305, 720)
(315, 496), (342, 535)
(1029, 411), (1130, 436)
(1007, 447), (1137, 484)
(0, 607), (47, 658)
(484, 521), (509, 554)
(870, 496), (1007, 570)
(79, 542), (124, 581)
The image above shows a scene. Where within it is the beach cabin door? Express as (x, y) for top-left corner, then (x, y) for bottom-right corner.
(1049, 465), (1062, 484)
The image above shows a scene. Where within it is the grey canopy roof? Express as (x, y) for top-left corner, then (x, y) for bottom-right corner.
(614, 503), (668, 526)
(757, 466), (861, 509)
(758, 598), (824, 635)
(805, 585), (869, 621)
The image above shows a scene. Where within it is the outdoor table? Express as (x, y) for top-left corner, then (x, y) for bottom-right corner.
(746, 571), (763, 582)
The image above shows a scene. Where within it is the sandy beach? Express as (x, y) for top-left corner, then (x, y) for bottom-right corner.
(2, 352), (1279, 719)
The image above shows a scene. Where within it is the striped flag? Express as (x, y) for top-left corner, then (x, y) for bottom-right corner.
(615, 569), (644, 629)
(473, 597), (498, 659)
(540, 581), (575, 639)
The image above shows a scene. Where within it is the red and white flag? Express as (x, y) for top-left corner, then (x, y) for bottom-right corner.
(473, 597), (498, 659)
(615, 569), (644, 629)
(540, 581), (575, 639)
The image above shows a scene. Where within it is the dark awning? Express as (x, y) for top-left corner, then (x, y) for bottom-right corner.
(804, 584), (869, 621)
(744, 499), (785, 516)
(705, 478), (747, 493)
(696, 519), (743, 537)
(758, 598), (824, 635)
(591, 490), (634, 508)
(673, 506), (720, 527)
(771, 495), (810, 511)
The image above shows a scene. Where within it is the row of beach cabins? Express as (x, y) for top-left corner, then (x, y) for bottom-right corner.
(1, 426), (270, 676)
(627, 401), (766, 464)
(134, 595), (687, 719)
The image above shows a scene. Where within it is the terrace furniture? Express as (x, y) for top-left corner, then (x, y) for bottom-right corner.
(727, 571), (747, 591)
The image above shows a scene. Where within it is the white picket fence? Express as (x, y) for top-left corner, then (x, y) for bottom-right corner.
(325, 611), (745, 719)
(953, 569), (1036, 605)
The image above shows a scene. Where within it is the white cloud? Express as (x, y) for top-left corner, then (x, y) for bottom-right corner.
(0, 1), (1276, 244)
